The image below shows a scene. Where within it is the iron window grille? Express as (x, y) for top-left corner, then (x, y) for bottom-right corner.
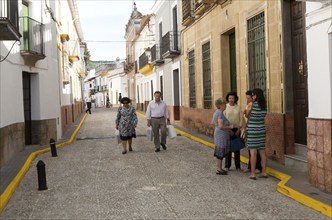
(189, 50), (196, 108)
(247, 12), (266, 94)
(202, 41), (212, 109)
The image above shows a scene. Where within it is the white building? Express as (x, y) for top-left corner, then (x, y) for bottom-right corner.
(305, 1), (332, 193)
(0, 0), (85, 168)
(108, 61), (127, 106)
(126, 1), (182, 119)
(149, 0), (182, 121)
(135, 13), (156, 110)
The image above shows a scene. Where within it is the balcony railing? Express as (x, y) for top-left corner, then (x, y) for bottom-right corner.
(182, 0), (195, 26)
(139, 52), (149, 69)
(0, 0), (21, 40)
(124, 54), (134, 72)
(20, 16), (45, 65)
(151, 44), (164, 66)
(161, 31), (180, 59)
(100, 85), (108, 91)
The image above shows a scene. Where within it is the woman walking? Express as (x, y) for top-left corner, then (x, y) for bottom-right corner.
(212, 98), (234, 175)
(115, 97), (138, 154)
(246, 88), (268, 179)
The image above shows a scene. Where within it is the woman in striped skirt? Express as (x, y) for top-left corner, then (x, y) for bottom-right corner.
(246, 88), (268, 180)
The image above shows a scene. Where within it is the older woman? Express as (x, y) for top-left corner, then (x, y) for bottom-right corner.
(223, 92), (242, 171)
(246, 88), (268, 179)
(212, 98), (234, 175)
(115, 97), (138, 154)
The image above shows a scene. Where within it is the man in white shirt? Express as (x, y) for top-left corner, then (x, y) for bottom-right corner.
(146, 91), (170, 152)
(85, 95), (92, 114)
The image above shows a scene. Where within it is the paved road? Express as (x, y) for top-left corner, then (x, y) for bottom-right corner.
(1, 108), (328, 219)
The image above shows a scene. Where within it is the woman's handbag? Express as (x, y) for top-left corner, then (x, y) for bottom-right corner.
(146, 127), (153, 141)
(167, 125), (177, 139)
(230, 137), (245, 152)
(114, 130), (121, 144)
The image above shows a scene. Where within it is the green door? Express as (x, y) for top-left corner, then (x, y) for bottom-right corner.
(229, 32), (237, 92)
(22, 2), (29, 51)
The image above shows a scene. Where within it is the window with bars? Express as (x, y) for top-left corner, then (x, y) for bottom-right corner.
(247, 12), (266, 94)
(188, 50), (196, 108)
(202, 42), (212, 109)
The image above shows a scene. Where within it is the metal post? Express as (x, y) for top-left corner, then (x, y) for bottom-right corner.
(50, 138), (57, 157)
(36, 160), (48, 191)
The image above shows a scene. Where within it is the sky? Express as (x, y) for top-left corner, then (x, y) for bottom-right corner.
(77, 0), (155, 61)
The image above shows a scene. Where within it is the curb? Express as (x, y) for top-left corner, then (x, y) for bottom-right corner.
(0, 113), (88, 214)
(137, 111), (332, 218)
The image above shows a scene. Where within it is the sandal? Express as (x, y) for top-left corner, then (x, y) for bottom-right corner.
(216, 170), (228, 175)
(249, 176), (256, 180)
(260, 174), (268, 178)
(122, 151), (127, 154)
(129, 146), (133, 151)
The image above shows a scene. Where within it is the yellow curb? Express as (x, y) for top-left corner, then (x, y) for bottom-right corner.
(137, 111), (332, 218)
(0, 113), (88, 214)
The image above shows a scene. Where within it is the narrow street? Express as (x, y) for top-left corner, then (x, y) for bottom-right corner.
(0, 108), (328, 219)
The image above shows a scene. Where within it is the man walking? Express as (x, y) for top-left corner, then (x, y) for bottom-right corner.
(146, 91), (170, 152)
(85, 95), (92, 114)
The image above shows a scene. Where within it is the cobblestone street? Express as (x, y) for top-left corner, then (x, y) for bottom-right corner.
(0, 108), (328, 219)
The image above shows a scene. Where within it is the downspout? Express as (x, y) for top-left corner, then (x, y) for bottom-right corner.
(279, 0), (287, 156)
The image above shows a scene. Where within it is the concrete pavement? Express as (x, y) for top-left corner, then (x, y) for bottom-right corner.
(0, 107), (331, 219)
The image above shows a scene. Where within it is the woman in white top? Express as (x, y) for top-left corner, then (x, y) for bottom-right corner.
(223, 92), (242, 171)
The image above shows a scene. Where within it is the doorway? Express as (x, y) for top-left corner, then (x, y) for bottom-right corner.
(173, 69), (180, 120)
(22, 72), (31, 145)
(291, 0), (308, 145)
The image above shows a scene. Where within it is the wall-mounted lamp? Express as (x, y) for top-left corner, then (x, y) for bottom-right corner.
(225, 9), (229, 20)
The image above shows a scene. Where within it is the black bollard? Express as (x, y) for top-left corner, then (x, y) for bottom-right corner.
(49, 138), (57, 157)
(36, 160), (48, 191)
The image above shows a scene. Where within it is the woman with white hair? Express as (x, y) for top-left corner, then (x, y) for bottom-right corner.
(212, 98), (234, 175)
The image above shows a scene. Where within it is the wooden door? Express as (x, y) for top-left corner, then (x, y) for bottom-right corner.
(173, 69), (180, 120)
(22, 72), (31, 145)
(291, 1), (308, 144)
(229, 32), (236, 92)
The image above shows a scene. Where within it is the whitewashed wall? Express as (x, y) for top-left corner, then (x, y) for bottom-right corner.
(306, 2), (332, 118)
(0, 0), (60, 138)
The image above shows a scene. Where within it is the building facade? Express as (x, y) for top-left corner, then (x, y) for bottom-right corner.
(180, 0), (309, 162)
(149, 0), (182, 121)
(0, 0), (85, 168)
(305, 1), (332, 193)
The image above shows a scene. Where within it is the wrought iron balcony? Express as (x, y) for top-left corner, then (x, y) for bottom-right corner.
(124, 55), (134, 72)
(100, 85), (108, 91)
(20, 16), (45, 66)
(139, 52), (149, 69)
(150, 44), (164, 66)
(0, 0), (21, 41)
(89, 88), (96, 94)
(182, 0), (195, 26)
(161, 31), (180, 59)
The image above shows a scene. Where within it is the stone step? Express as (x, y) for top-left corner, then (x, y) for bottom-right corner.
(285, 152), (308, 173)
(295, 143), (308, 158)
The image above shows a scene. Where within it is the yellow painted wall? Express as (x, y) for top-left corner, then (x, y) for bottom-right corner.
(181, 1), (283, 112)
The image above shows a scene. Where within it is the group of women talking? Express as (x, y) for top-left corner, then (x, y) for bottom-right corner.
(212, 88), (268, 180)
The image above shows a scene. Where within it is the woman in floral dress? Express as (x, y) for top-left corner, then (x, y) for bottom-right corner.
(212, 98), (234, 175)
(115, 97), (138, 154)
